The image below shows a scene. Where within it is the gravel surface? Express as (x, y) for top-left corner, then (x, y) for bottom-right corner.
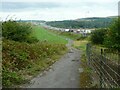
(23, 40), (82, 88)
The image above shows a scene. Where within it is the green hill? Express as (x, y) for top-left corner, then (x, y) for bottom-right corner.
(46, 16), (117, 29)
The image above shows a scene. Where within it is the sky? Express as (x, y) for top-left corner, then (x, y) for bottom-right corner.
(1, 0), (120, 21)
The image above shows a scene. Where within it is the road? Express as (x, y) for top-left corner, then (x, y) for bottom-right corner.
(23, 40), (82, 88)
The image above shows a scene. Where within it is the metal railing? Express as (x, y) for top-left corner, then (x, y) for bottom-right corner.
(86, 43), (120, 88)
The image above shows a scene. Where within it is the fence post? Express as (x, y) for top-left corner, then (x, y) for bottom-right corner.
(118, 53), (120, 87)
(100, 49), (103, 88)
(103, 49), (106, 88)
(86, 43), (91, 66)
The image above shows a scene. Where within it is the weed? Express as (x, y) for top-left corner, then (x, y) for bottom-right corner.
(80, 54), (92, 88)
(2, 39), (67, 87)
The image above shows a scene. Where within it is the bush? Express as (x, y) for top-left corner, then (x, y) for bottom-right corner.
(76, 35), (87, 41)
(60, 32), (82, 40)
(104, 17), (120, 51)
(2, 39), (67, 87)
(26, 36), (39, 43)
(2, 20), (38, 43)
(2, 68), (24, 86)
(90, 28), (107, 45)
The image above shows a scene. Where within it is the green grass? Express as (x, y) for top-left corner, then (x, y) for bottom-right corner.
(79, 54), (92, 88)
(32, 26), (68, 44)
(58, 32), (82, 40)
(48, 29), (83, 40)
(73, 40), (89, 52)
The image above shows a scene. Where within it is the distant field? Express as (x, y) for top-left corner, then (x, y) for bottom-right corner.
(48, 30), (83, 40)
(73, 40), (88, 52)
(32, 26), (68, 44)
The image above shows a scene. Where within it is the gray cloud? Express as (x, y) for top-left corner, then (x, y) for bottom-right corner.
(118, 1), (120, 16)
(1, 1), (118, 21)
(1, 1), (116, 12)
(1, 2), (61, 12)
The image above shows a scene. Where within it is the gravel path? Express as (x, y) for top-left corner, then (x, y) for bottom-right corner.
(23, 39), (82, 88)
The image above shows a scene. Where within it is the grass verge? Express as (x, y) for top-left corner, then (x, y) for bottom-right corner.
(73, 40), (95, 88)
(79, 54), (93, 88)
(73, 40), (88, 53)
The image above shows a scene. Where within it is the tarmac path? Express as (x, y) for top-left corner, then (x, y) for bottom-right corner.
(23, 39), (82, 88)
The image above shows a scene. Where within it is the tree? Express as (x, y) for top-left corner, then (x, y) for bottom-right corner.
(90, 28), (107, 45)
(104, 17), (120, 51)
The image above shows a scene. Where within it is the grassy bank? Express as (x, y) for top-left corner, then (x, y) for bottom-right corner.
(2, 39), (67, 87)
(32, 26), (68, 44)
(2, 24), (69, 87)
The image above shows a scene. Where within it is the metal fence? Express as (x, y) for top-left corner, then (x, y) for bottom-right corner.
(86, 43), (120, 88)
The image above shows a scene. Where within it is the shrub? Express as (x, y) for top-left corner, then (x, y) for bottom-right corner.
(2, 39), (67, 86)
(104, 17), (120, 51)
(26, 36), (39, 43)
(2, 20), (38, 43)
(90, 28), (107, 45)
(2, 68), (24, 86)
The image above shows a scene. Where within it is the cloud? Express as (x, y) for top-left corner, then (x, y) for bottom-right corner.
(2, 1), (117, 12)
(2, 0), (119, 3)
(1, 2), (61, 12)
(1, 0), (119, 21)
(119, 1), (120, 15)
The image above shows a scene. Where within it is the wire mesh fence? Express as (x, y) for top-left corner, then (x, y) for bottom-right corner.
(86, 43), (120, 88)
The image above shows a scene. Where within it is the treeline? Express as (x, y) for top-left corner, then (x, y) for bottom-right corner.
(90, 17), (120, 51)
(46, 17), (115, 29)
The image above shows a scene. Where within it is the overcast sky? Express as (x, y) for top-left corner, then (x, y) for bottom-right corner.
(1, 0), (120, 21)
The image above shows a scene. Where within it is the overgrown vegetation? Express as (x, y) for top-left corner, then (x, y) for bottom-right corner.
(2, 39), (67, 87)
(59, 32), (85, 40)
(73, 40), (88, 52)
(2, 20), (38, 43)
(73, 39), (93, 88)
(90, 28), (107, 45)
(47, 29), (86, 40)
(104, 17), (120, 51)
(90, 17), (120, 51)
(79, 54), (93, 88)
(2, 20), (67, 87)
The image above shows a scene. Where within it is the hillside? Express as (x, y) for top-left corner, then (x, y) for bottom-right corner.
(75, 16), (117, 21)
(46, 16), (117, 29)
